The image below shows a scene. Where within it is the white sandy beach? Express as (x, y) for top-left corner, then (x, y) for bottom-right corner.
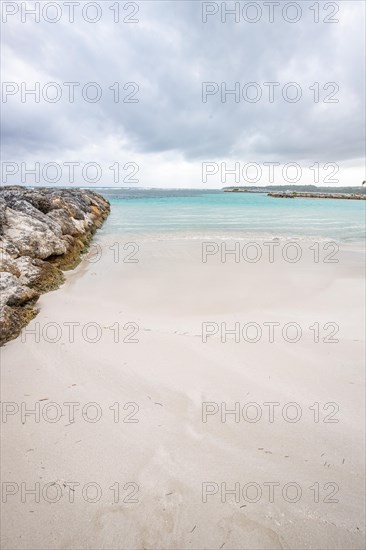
(1, 235), (365, 550)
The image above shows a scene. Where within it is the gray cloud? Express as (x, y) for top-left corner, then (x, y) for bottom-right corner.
(1, 0), (365, 185)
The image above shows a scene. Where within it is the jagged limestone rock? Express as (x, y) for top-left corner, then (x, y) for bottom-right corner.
(0, 187), (110, 346)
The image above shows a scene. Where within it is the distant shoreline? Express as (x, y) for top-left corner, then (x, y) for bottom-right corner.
(268, 191), (366, 200)
(224, 186), (366, 200)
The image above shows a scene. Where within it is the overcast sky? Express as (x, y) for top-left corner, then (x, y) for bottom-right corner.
(1, 0), (365, 188)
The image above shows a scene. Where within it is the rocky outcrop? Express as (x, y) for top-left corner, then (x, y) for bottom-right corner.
(0, 186), (110, 346)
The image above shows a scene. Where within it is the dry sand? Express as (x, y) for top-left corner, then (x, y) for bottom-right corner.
(1, 235), (365, 549)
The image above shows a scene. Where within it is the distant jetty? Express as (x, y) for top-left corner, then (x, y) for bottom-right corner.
(223, 186), (366, 199)
(268, 191), (366, 200)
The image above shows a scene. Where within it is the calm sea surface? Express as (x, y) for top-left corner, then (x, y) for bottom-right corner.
(93, 188), (366, 241)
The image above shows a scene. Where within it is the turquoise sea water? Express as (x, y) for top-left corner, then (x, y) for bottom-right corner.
(95, 188), (366, 242)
